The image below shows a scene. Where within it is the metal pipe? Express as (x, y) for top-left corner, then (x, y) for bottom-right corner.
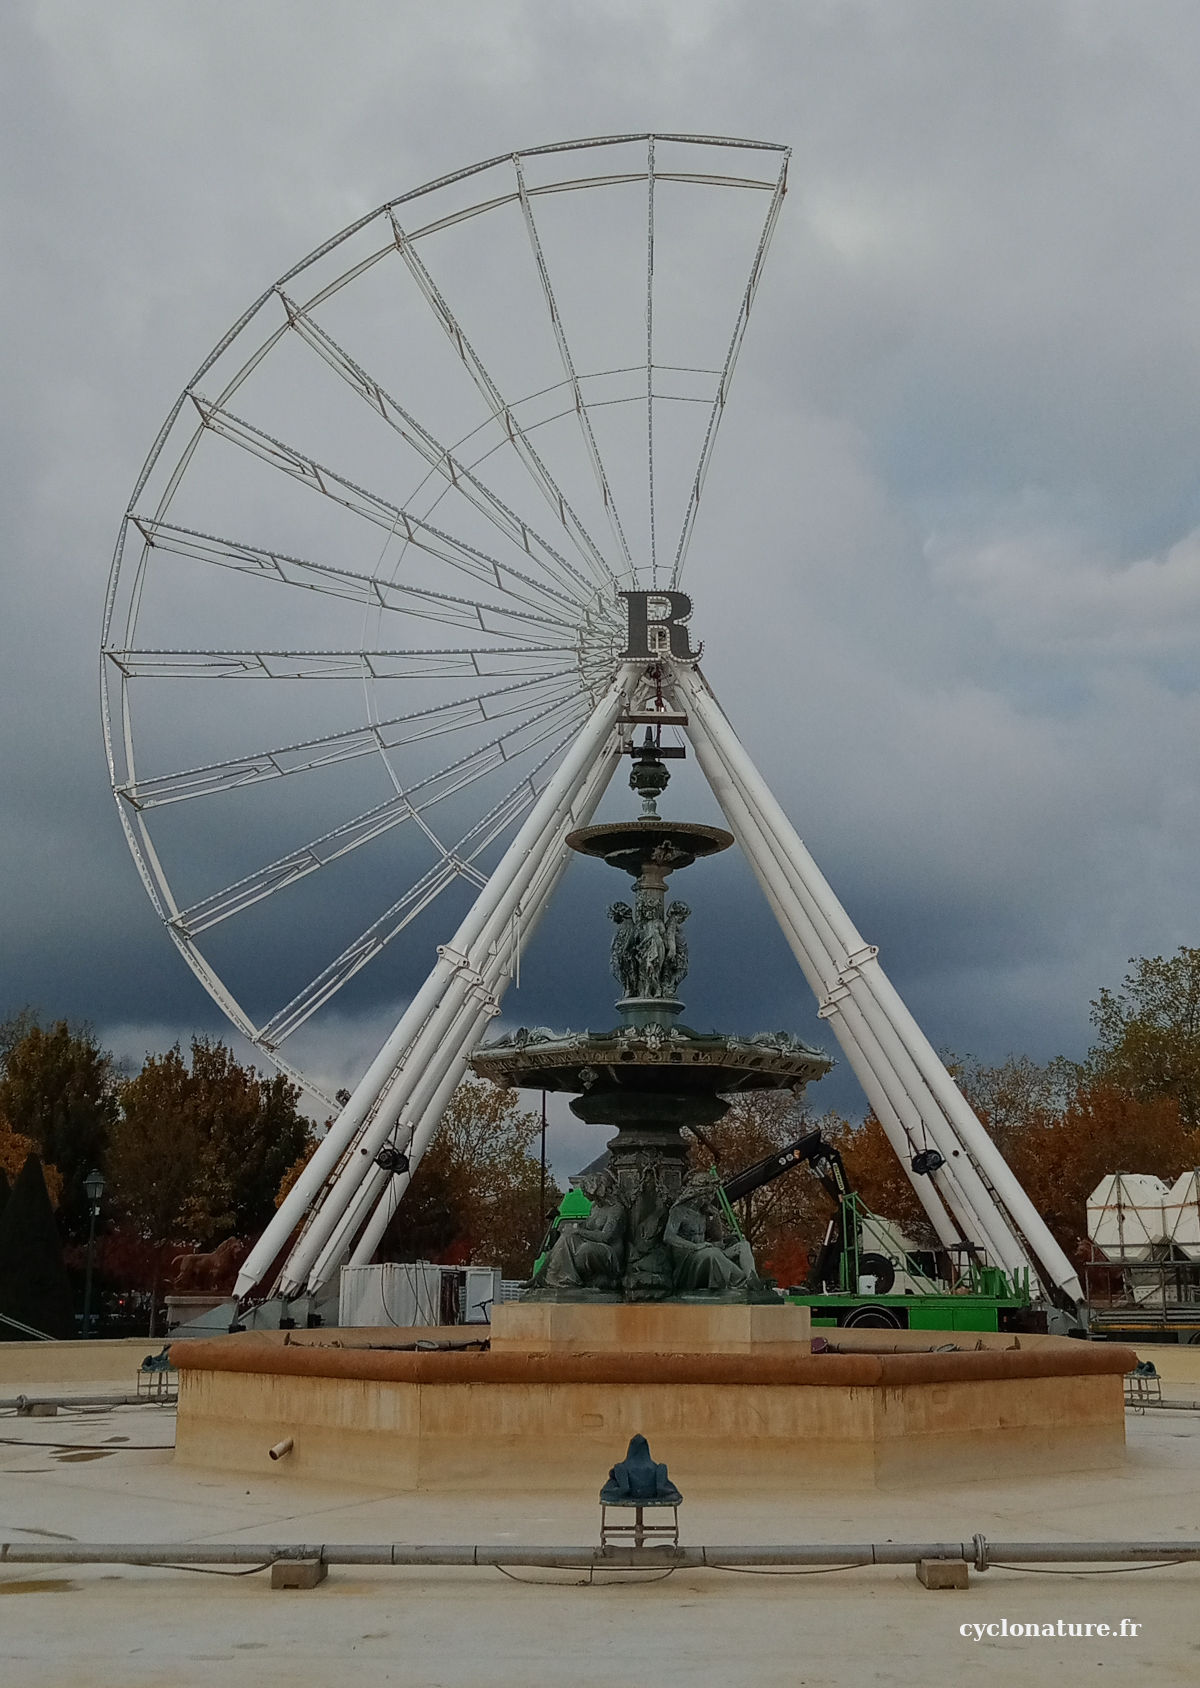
(311, 991), (504, 1286)
(236, 668), (639, 1302)
(0, 1311), (56, 1341)
(686, 746), (972, 1251)
(0, 1394), (171, 1411)
(676, 664), (1085, 1303)
(677, 683), (976, 1255)
(327, 758), (617, 1276)
(2, 1538), (1198, 1570)
(286, 669), (637, 1279)
(678, 667), (1020, 1268)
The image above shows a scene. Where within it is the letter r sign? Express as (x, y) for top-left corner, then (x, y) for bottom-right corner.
(619, 591), (701, 660)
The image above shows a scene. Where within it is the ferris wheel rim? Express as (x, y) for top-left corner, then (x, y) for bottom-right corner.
(101, 133), (791, 1095)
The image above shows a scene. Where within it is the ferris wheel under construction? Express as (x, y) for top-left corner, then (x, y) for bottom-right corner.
(101, 134), (1084, 1317)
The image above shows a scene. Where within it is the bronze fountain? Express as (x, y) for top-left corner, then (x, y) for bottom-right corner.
(471, 731), (831, 1302)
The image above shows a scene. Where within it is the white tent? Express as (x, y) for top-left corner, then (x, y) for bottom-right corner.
(1087, 1173), (1170, 1261)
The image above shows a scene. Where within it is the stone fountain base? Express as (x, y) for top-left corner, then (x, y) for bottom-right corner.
(170, 1305), (1132, 1492)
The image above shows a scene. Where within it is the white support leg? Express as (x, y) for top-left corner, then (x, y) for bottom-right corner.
(274, 671), (640, 1297)
(235, 668), (640, 1304)
(712, 770), (1022, 1270)
(308, 738), (622, 1290)
(674, 662), (1084, 1307)
(678, 693), (976, 1256)
(307, 992), (497, 1292)
(679, 667), (1036, 1280)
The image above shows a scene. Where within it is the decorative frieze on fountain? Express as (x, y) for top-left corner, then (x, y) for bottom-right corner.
(471, 732), (832, 1303)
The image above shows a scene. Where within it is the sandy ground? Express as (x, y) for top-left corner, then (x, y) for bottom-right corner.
(1, 1375), (1198, 1688)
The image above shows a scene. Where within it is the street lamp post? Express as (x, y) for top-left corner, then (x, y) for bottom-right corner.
(82, 1169), (105, 1339)
(539, 1090), (548, 1228)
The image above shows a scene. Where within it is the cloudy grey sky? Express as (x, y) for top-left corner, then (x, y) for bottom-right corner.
(4, 0), (1200, 1175)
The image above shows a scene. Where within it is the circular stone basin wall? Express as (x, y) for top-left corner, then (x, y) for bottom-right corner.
(171, 1310), (1133, 1493)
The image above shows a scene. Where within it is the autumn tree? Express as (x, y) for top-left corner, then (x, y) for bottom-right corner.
(0, 1109), (63, 1205)
(1000, 1084), (1189, 1259)
(1087, 947), (1200, 1129)
(106, 1045), (202, 1251)
(377, 1078), (560, 1276)
(685, 1093), (863, 1287)
(0, 1014), (115, 1239)
(0, 1155), (75, 1340)
(108, 1037), (315, 1252)
(951, 1048), (1194, 1259)
(952, 1053), (1071, 1155)
(182, 1040), (315, 1242)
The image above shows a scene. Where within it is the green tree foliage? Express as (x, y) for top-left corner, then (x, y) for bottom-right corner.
(108, 1037), (315, 1249)
(1088, 947), (1200, 1129)
(378, 1078), (559, 1276)
(106, 1046), (200, 1248)
(0, 1154), (76, 1340)
(0, 1014), (116, 1239)
(951, 1052), (1072, 1156)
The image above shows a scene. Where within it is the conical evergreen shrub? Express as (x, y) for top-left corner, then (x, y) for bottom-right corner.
(0, 1154), (76, 1340)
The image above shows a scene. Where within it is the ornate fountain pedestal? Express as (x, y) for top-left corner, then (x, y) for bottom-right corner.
(489, 1298), (811, 1354)
(473, 1012), (830, 1304)
(472, 746), (832, 1304)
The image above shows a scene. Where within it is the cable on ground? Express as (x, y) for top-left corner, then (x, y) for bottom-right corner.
(704, 1561), (872, 1576)
(158, 1561), (273, 1577)
(493, 1563), (679, 1586)
(0, 1437), (173, 1451)
(987, 1560), (1189, 1576)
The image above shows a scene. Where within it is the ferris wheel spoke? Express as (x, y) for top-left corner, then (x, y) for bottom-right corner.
(667, 150), (790, 590)
(277, 295), (597, 607)
(119, 671), (579, 811)
(129, 516), (571, 641)
(257, 751), (568, 1047)
(103, 645), (575, 681)
(259, 857), (465, 1046)
(105, 135), (793, 1103)
(513, 154), (637, 583)
(387, 212), (621, 595)
(187, 395), (583, 624)
(169, 699), (586, 938)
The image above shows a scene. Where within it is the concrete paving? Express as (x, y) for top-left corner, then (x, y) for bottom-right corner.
(1, 1388), (1199, 1687)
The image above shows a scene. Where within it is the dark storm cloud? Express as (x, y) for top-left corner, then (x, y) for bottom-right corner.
(4, 0), (1200, 1168)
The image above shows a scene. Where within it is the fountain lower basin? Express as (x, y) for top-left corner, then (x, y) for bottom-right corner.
(170, 1316), (1133, 1491)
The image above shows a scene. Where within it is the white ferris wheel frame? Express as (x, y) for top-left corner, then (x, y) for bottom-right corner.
(100, 132), (791, 1102)
(98, 134), (1082, 1313)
